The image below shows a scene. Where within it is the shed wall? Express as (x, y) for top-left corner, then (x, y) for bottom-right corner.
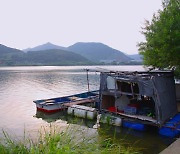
(153, 76), (177, 124)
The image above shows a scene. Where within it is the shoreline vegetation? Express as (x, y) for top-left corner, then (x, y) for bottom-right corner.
(0, 125), (141, 154)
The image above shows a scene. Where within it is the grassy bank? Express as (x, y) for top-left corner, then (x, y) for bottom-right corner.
(0, 125), (140, 154)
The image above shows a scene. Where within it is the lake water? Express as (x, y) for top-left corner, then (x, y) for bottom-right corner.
(0, 65), (174, 153)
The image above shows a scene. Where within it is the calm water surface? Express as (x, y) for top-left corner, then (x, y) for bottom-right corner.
(0, 66), (174, 153)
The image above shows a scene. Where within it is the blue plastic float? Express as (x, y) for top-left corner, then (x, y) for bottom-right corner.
(159, 113), (180, 138)
(123, 121), (146, 131)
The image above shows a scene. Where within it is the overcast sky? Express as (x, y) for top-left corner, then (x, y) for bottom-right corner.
(0, 0), (162, 54)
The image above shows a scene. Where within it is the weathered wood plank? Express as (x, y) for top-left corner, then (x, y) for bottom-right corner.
(63, 98), (96, 107)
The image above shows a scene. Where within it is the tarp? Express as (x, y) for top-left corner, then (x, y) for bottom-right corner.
(152, 75), (177, 124)
(138, 79), (154, 97)
(99, 71), (177, 125)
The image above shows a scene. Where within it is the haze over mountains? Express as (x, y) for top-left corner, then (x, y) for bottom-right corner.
(0, 42), (142, 66)
(128, 54), (143, 61)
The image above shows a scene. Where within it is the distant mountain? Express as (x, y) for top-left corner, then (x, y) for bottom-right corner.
(0, 42), (141, 66)
(0, 44), (24, 65)
(128, 54), (143, 61)
(67, 42), (131, 63)
(23, 42), (66, 52)
(0, 44), (22, 55)
(23, 42), (133, 64)
(23, 49), (92, 65)
(0, 44), (92, 66)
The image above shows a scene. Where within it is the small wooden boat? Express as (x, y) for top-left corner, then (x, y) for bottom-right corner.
(33, 91), (99, 113)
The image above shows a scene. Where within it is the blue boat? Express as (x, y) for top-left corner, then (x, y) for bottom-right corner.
(33, 91), (99, 113)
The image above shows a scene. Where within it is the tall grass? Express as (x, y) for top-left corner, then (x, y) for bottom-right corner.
(0, 125), (141, 154)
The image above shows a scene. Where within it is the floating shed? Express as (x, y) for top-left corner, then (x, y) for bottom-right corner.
(99, 70), (177, 127)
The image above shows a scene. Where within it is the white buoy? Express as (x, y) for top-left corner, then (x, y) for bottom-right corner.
(68, 105), (97, 120)
(113, 117), (122, 126)
(100, 114), (122, 126)
(74, 108), (87, 118)
(67, 107), (74, 115)
(87, 110), (97, 120)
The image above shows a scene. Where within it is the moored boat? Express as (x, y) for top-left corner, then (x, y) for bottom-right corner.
(33, 91), (99, 113)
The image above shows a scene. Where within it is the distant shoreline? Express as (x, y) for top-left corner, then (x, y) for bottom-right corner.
(0, 62), (143, 67)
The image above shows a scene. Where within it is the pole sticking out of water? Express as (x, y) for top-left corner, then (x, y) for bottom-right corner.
(86, 69), (90, 92)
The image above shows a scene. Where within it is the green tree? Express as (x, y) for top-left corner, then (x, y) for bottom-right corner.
(138, 0), (180, 77)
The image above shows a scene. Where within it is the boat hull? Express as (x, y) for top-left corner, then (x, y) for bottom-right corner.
(36, 103), (64, 113)
(36, 106), (64, 113)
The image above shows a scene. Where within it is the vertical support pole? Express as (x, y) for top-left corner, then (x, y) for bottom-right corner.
(131, 83), (134, 98)
(115, 78), (117, 114)
(86, 69), (90, 92)
(99, 73), (103, 111)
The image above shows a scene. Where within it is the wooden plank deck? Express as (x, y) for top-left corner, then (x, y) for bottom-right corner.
(116, 112), (157, 123)
(63, 98), (96, 107)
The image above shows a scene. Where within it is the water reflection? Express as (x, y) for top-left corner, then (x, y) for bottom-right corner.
(35, 110), (96, 128)
(98, 124), (174, 154)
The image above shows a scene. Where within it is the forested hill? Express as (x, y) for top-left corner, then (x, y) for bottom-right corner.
(25, 42), (133, 63)
(24, 49), (92, 65)
(0, 44), (24, 65)
(67, 42), (132, 63)
(0, 44), (22, 55)
(0, 44), (92, 66)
